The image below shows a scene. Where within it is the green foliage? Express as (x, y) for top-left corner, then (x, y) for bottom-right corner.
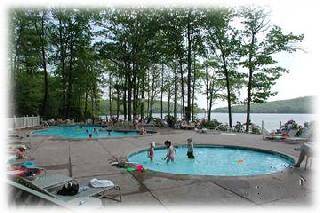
(10, 7), (304, 123)
(202, 119), (222, 129)
(165, 115), (176, 128)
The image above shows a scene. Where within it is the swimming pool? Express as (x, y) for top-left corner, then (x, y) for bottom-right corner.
(32, 126), (140, 139)
(128, 145), (294, 176)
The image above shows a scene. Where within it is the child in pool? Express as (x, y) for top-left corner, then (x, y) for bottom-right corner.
(148, 142), (155, 161)
(139, 127), (146, 135)
(186, 138), (195, 159)
(163, 140), (175, 163)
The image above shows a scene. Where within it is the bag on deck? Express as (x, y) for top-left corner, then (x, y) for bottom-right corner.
(57, 180), (79, 196)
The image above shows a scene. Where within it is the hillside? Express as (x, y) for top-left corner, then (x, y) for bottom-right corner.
(213, 96), (313, 113)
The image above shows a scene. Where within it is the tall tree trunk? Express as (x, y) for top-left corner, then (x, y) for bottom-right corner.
(167, 87), (170, 117)
(58, 18), (66, 118)
(127, 71), (132, 121)
(246, 70), (253, 132)
(208, 80), (214, 121)
(66, 37), (74, 119)
(186, 14), (192, 123)
(146, 70), (150, 116)
(134, 74), (139, 118)
(205, 65), (209, 119)
(123, 75), (127, 120)
(35, 12), (49, 117)
(149, 71), (155, 118)
(132, 63), (137, 118)
(179, 59), (184, 119)
(191, 53), (196, 121)
(223, 60), (232, 128)
(174, 63), (178, 120)
(84, 89), (88, 119)
(109, 72), (112, 117)
(91, 94), (94, 120)
(116, 85), (120, 120)
(160, 63), (164, 120)
(41, 42), (48, 117)
(246, 32), (256, 132)
(140, 71), (145, 119)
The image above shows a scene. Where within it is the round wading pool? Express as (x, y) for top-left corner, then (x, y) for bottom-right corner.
(128, 145), (294, 176)
(32, 126), (142, 139)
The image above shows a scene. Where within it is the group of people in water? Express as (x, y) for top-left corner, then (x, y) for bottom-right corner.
(82, 125), (147, 139)
(82, 127), (112, 139)
(147, 138), (195, 163)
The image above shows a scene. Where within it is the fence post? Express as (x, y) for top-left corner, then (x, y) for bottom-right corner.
(13, 115), (16, 129)
(262, 120), (265, 140)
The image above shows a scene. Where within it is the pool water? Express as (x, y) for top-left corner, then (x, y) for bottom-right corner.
(32, 126), (139, 139)
(128, 146), (294, 176)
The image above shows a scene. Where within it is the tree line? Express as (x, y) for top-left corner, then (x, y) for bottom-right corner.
(10, 7), (303, 131)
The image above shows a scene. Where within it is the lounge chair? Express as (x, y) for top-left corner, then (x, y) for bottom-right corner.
(9, 180), (103, 207)
(264, 132), (286, 140)
(181, 123), (195, 130)
(262, 127), (286, 141)
(283, 128), (311, 144)
(29, 173), (73, 190)
(8, 180), (69, 206)
(14, 173), (122, 205)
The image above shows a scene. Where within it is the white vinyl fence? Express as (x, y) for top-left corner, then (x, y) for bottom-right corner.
(8, 116), (41, 129)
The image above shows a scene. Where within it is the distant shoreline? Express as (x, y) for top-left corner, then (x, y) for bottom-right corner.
(212, 96), (313, 114)
(210, 112), (313, 114)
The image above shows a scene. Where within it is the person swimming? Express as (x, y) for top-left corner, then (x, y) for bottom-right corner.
(139, 127), (146, 135)
(148, 142), (155, 161)
(163, 140), (175, 163)
(186, 138), (195, 159)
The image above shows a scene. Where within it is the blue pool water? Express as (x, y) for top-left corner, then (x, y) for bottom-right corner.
(128, 146), (294, 176)
(32, 126), (139, 139)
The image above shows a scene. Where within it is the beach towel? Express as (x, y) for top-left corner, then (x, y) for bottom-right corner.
(89, 178), (114, 188)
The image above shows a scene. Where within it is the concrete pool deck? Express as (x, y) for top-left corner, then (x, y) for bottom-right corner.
(12, 128), (312, 207)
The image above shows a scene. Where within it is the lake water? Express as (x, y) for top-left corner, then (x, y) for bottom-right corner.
(100, 112), (313, 131)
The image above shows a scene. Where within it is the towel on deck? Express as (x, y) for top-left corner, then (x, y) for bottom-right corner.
(89, 178), (114, 188)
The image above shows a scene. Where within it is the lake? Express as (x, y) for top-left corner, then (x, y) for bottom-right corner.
(100, 113), (314, 131)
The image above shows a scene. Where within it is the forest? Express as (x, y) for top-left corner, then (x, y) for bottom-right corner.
(10, 7), (304, 131)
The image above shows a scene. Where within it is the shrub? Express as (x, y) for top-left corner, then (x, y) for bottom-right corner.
(165, 115), (176, 128)
(203, 119), (222, 129)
